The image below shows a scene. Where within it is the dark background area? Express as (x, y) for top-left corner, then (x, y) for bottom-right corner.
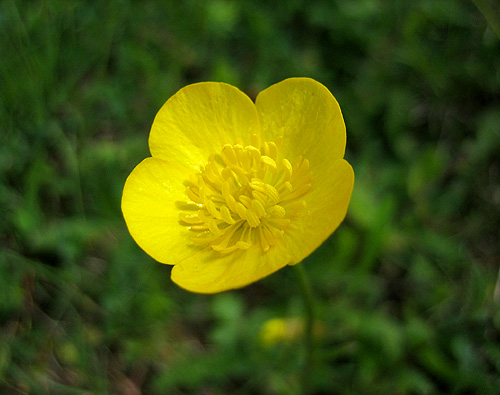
(1, 0), (499, 393)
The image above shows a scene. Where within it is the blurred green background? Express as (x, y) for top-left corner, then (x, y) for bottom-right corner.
(1, 0), (499, 394)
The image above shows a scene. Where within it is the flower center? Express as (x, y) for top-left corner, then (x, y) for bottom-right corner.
(179, 136), (312, 253)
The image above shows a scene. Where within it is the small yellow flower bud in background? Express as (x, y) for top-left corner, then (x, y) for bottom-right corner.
(260, 317), (326, 346)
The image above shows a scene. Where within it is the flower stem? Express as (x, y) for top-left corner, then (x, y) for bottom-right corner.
(293, 263), (316, 395)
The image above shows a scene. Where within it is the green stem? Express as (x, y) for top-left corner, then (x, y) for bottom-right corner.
(293, 263), (316, 395)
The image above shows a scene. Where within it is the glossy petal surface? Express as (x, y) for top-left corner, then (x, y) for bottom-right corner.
(171, 242), (292, 293)
(282, 159), (354, 263)
(122, 157), (196, 264)
(255, 78), (346, 171)
(149, 82), (260, 168)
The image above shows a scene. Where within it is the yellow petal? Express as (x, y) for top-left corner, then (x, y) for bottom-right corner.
(149, 82), (260, 168)
(283, 159), (354, 263)
(121, 157), (197, 264)
(255, 78), (346, 174)
(171, 243), (293, 293)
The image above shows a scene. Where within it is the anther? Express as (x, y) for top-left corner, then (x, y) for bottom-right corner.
(260, 156), (277, 171)
(180, 140), (312, 253)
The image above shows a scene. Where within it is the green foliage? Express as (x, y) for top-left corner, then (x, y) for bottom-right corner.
(1, 0), (499, 393)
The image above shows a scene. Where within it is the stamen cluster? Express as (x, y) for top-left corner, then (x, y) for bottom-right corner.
(180, 137), (312, 253)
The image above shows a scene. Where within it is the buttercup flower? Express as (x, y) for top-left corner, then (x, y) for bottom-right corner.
(122, 78), (354, 293)
(260, 317), (303, 346)
(259, 317), (326, 346)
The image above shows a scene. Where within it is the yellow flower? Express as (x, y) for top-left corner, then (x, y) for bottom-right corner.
(259, 317), (302, 346)
(259, 317), (327, 346)
(122, 78), (354, 293)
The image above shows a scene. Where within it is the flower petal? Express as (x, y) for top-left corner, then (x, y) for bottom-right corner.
(121, 157), (197, 264)
(255, 78), (346, 170)
(171, 243), (293, 293)
(149, 82), (260, 167)
(283, 159), (354, 263)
